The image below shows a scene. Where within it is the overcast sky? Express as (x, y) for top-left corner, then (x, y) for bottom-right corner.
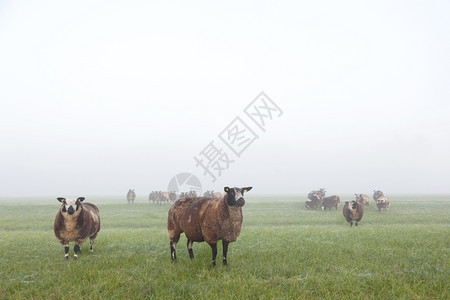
(1, 1), (449, 198)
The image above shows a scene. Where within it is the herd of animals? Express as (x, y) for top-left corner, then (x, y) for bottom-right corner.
(53, 187), (390, 266)
(126, 189), (223, 205)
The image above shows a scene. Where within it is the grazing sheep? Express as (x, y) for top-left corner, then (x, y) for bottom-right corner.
(127, 189), (136, 204)
(167, 186), (252, 266)
(355, 194), (370, 207)
(305, 188), (326, 209)
(54, 197), (101, 259)
(321, 195), (340, 211)
(343, 200), (364, 227)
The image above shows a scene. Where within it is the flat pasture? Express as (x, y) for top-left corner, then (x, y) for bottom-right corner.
(0, 195), (448, 299)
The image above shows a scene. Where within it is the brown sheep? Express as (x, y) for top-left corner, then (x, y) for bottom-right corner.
(167, 186), (252, 266)
(321, 195), (340, 211)
(127, 189), (136, 204)
(343, 200), (364, 227)
(305, 188), (326, 209)
(373, 190), (384, 201)
(376, 196), (390, 211)
(54, 197), (101, 259)
(373, 190), (390, 211)
(355, 194), (370, 207)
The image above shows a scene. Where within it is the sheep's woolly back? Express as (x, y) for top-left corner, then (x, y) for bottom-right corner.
(168, 194), (243, 245)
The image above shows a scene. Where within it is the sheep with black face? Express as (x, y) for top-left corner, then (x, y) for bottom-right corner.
(167, 186), (252, 266)
(54, 197), (101, 259)
(343, 200), (364, 227)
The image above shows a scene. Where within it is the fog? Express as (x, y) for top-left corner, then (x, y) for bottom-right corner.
(1, 1), (449, 197)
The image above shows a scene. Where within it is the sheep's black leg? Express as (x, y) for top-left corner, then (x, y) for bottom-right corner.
(170, 241), (178, 261)
(187, 240), (194, 259)
(64, 245), (69, 259)
(89, 239), (94, 252)
(349, 221), (353, 227)
(210, 243), (218, 267)
(74, 244), (81, 259)
(355, 222), (358, 227)
(222, 241), (229, 265)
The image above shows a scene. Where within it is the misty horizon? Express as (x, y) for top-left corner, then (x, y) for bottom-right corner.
(1, 1), (449, 197)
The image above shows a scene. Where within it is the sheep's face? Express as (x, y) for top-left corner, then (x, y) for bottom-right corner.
(224, 187), (252, 207)
(57, 197), (85, 216)
(350, 201), (358, 210)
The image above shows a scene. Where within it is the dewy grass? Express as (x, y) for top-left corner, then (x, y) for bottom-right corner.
(0, 195), (448, 299)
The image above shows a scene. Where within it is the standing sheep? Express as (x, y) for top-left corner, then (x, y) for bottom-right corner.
(321, 195), (340, 211)
(373, 190), (390, 211)
(373, 190), (384, 202)
(54, 197), (101, 259)
(355, 194), (370, 207)
(127, 189), (136, 204)
(376, 196), (390, 211)
(167, 186), (252, 266)
(343, 200), (364, 227)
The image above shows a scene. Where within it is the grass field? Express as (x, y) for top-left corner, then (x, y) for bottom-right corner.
(0, 195), (448, 299)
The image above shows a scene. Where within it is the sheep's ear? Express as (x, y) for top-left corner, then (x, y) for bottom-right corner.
(224, 187), (230, 193)
(57, 197), (65, 203)
(77, 197), (85, 203)
(242, 187), (252, 193)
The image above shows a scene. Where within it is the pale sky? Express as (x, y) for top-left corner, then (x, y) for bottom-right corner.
(1, 1), (449, 197)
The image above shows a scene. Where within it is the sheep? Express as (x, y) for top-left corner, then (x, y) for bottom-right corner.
(376, 196), (390, 211)
(203, 190), (213, 197)
(203, 190), (222, 199)
(343, 200), (364, 227)
(149, 191), (157, 204)
(373, 190), (384, 201)
(355, 193), (370, 207)
(373, 190), (390, 211)
(54, 197), (101, 259)
(212, 192), (223, 199)
(167, 186), (252, 266)
(157, 191), (170, 205)
(321, 195), (340, 211)
(305, 188), (326, 209)
(127, 189), (136, 204)
(169, 191), (177, 202)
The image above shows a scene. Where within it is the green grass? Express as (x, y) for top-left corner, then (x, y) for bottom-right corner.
(0, 195), (448, 299)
